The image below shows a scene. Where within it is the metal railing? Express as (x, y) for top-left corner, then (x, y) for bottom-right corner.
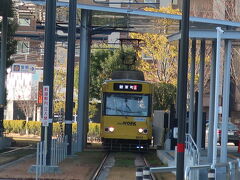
(185, 133), (200, 165)
(35, 140), (46, 179)
(35, 135), (68, 179)
(51, 135), (68, 165)
(185, 159), (240, 180)
(71, 133), (78, 154)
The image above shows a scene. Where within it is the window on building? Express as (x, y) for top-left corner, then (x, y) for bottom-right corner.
(142, 53), (153, 61)
(18, 18), (31, 26)
(17, 41), (30, 54)
(172, 0), (177, 5)
(144, 0), (156, 3)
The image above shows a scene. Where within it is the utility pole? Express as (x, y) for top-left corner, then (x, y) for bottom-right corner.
(64, 0), (77, 155)
(41, 0), (56, 165)
(176, 0), (190, 179)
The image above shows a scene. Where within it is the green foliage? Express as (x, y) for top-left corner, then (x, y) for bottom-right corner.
(53, 63), (66, 114)
(72, 123), (77, 134)
(73, 45), (137, 119)
(26, 121), (41, 135)
(6, 19), (18, 68)
(114, 152), (136, 167)
(74, 45), (138, 100)
(0, 0), (18, 68)
(3, 120), (25, 134)
(153, 83), (177, 110)
(53, 123), (62, 136)
(89, 100), (99, 119)
(88, 123), (100, 137)
(130, 6), (181, 84)
(3, 120), (100, 138)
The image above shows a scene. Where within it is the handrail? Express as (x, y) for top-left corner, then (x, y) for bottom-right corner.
(185, 159), (240, 180)
(150, 166), (176, 173)
(185, 133), (200, 165)
(185, 164), (211, 180)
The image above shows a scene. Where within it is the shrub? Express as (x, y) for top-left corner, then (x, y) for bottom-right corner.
(88, 123), (100, 137)
(72, 123), (77, 134)
(26, 121), (41, 135)
(3, 120), (12, 133)
(4, 120), (26, 134)
(53, 122), (64, 136)
(153, 82), (177, 110)
(3, 120), (100, 139)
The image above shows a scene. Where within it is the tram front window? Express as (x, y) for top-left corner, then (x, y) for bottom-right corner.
(104, 93), (150, 116)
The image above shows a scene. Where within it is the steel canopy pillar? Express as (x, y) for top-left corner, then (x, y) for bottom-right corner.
(208, 41), (217, 163)
(64, 0), (77, 155)
(0, 12), (7, 137)
(41, 0), (56, 165)
(77, 9), (91, 152)
(189, 39), (196, 137)
(220, 40), (232, 163)
(197, 40), (205, 149)
(212, 27), (224, 167)
(176, 0), (190, 179)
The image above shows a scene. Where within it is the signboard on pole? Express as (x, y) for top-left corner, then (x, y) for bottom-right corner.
(42, 86), (49, 127)
(38, 82), (43, 104)
(12, 64), (36, 73)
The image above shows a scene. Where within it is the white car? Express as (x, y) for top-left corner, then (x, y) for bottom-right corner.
(206, 122), (240, 146)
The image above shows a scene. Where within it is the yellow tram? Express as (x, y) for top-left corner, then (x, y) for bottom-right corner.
(100, 71), (153, 150)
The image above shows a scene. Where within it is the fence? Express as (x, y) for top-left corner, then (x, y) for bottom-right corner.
(71, 133), (78, 154)
(35, 135), (68, 179)
(51, 135), (68, 165)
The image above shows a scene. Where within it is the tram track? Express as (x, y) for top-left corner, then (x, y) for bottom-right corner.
(0, 145), (36, 170)
(91, 151), (156, 180)
(142, 155), (156, 180)
(0, 145), (34, 155)
(91, 151), (110, 180)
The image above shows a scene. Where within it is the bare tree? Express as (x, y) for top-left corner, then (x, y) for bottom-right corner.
(17, 84), (37, 134)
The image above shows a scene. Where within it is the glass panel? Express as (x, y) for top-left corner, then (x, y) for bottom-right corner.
(17, 41), (29, 54)
(18, 18), (31, 26)
(105, 93), (149, 117)
(228, 123), (238, 130)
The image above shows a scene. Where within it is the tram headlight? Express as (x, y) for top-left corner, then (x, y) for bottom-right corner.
(143, 128), (148, 134)
(109, 127), (115, 132)
(138, 128), (144, 133)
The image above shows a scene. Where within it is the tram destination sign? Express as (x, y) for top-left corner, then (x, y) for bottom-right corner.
(113, 83), (142, 92)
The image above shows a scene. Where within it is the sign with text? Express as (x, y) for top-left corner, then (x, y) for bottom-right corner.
(42, 86), (49, 127)
(113, 83), (142, 92)
(12, 63), (36, 73)
(38, 82), (43, 104)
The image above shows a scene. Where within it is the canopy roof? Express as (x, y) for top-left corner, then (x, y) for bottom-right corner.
(22, 0), (240, 39)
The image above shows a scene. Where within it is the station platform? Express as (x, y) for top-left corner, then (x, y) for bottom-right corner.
(157, 145), (240, 180)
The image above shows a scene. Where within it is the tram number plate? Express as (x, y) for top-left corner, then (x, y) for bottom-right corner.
(136, 136), (143, 139)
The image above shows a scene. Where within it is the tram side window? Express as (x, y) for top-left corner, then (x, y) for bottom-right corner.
(105, 93), (149, 117)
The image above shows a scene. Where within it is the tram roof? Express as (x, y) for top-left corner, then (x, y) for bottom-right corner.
(22, 0), (240, 38)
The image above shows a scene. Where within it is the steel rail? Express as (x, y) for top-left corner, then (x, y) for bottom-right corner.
(91, 151), (110, 180)
(143, 155), (156, 180)
(0, 145), (33, 155)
